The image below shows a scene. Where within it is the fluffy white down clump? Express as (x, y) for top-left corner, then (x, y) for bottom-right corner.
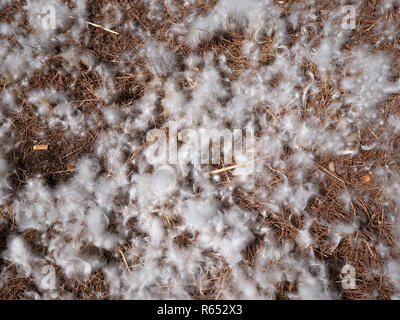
(0, 0), (400, 300)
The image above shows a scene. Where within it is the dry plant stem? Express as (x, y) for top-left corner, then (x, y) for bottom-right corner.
(313, 161), (357, 216)
(207, 157), (269, 175)
(117, 247), (131, 273)
(33, 145), (48, 150)
(69, 16), (119, 35)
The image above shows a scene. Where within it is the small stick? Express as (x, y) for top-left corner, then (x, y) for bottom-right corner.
(314, 161), (357, 216)
(86, 21), (119, 35)
(33, 144), (48, 150)
(313, 161), (348, 185)
(207, 159), (256, 175)
(51, 168), (76, 175)
(69, 16), (119, 35)
(117, 247), (131, 273)
(125, 135), (158, 164)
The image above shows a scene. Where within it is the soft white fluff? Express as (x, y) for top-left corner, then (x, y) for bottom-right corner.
(1, 0), (399, 300)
